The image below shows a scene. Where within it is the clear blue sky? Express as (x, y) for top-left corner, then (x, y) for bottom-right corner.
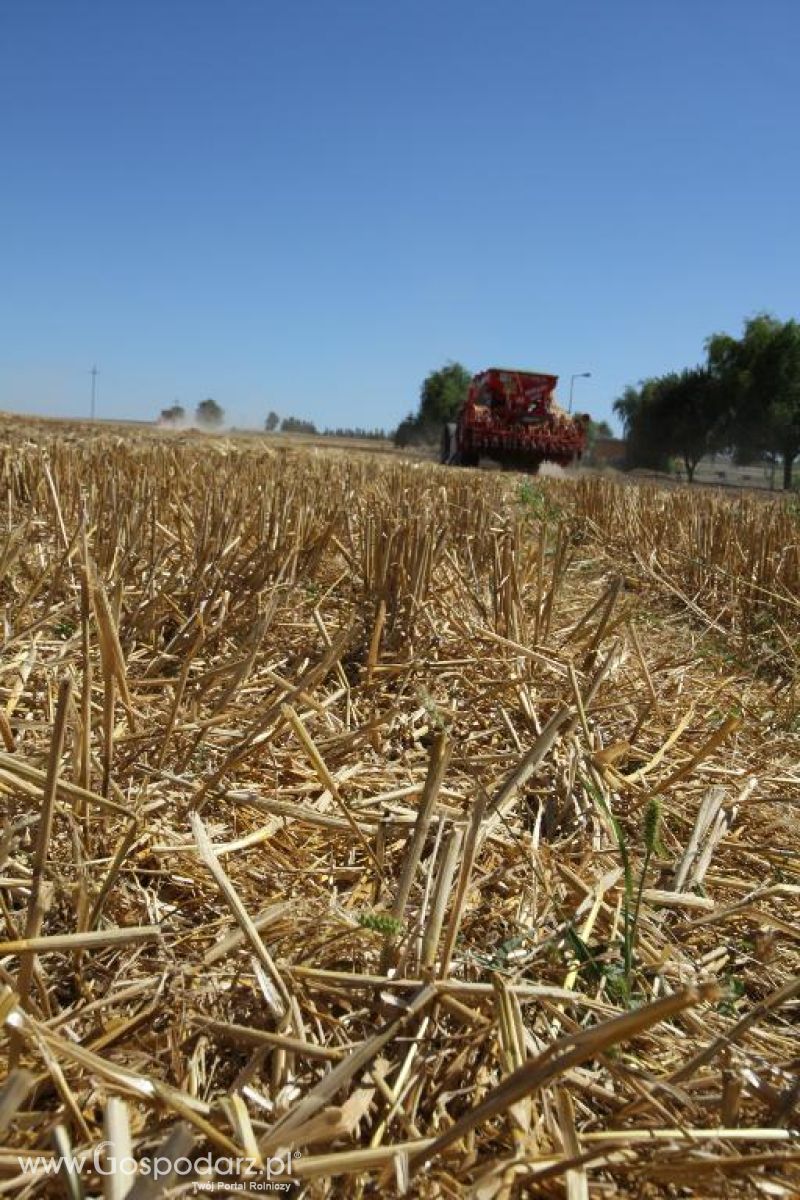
(2, 1), (799, 432)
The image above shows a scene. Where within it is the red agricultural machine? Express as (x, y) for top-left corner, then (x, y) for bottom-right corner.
(440, 368), (589, 471)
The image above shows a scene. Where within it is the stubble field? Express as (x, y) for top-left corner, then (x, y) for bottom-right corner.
(0, 420), (797, 1197)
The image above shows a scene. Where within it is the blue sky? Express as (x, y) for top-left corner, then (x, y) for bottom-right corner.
(2, 1), (799, 432)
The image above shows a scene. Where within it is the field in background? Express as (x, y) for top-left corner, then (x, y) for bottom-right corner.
(4, 411), (791, 491)
(0, 420), (797, 1196)
(0, 411), (411, 459)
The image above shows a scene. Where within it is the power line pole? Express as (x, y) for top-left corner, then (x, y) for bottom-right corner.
(90, 365), (98, 421)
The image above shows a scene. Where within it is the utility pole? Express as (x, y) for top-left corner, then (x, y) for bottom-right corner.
(90, 365), (98, 421)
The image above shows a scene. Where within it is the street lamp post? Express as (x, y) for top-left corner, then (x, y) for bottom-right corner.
(90, 365), (98, 421)
(568, 371), (591, 413)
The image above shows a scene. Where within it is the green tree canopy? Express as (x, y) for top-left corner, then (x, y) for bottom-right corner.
(613, 380), (672, 472)
(614, 313), (800, 488)
(394, 362), (471, 445)
(419, 362), (471, 426)
(613, 369), (728, 481)
(264, 411), (280, 432)
(707, 314), (800, 489)
(196, 398), (224, 428)
(658, 367), (729, 482)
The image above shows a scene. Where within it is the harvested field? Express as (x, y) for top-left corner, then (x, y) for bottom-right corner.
(0, 426), (797, 1197)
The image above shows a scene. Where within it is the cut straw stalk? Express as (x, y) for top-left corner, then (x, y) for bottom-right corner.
(0, 752), (131, 816)
(0, 1068), (35, 1135)
(86, 817), (140, 930)
(479, 705), (572, 845)
(420, 823), (463, 975)
(102, 1097), (132, 1200)
(124, 1124), (195, 1200)
(290, 1128), (798, 1182)
(201, 1017), (347, 1062)
(439, 788), (486, 976)
(260, 984), (436, 1154)
(191, 813), (291, 1018)
(281, 702), (383, 874)
(0, 927), (159, 955)
(409, 982), (718, 1173)
(90, 574), (135, 723)
(193, 624), (353, 802)
(0, 986), (244, 1155)
(382, 732), (450, 971)
(612, 976), (800, 1126)
(0, 710), (15, 753)
(9, 677), (72, 1064)
(656, 715), (741, 794)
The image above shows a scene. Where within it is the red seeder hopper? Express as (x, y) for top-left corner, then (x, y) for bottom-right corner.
(441, 368), (589, 471)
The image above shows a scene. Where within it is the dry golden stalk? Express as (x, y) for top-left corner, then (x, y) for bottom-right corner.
(439, 788), (487, 976)
(0, 1069), (34, 1135)
(191, 813), (291, 1017)
(555, 1086), (589, 1200)
(10, 676), (72, 1063)
(420, 823), (463, 975)
(627, 618), (661, 715)
(91, 574), (136, 730)
(0, 752), (130, 817)
(384, 732), (451, 967)
(0, 927), (159, 955)
(202, 1018), (347, 1062)
(656, 714), (742, 794)
(281, 702), (383, 874)
(125, 1124), (195, 1200)
(86, 817), (140, 930)
(260, 984), (436, 1154)
(102, 1096), (133, 1200)
(0, 711), (15, 753)
(410, 983), (718, 1174)
(480, 705), (572, 844)
(583, 575), (624, 667)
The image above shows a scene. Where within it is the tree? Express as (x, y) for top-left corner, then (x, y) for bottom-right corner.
(393, 362), (471, 445)
(418, 362), (471, 428)
(655, 368), (729, 483)
(264, 411), (280, 432)
(583, 418), (614, 461)
(612, 385), (644, 439)
(707, 314), (800, 489)
(393, 412), (419, 448)
(160, 404), (185, 426)
(613, 370), (728, 481)
(613, 380), (671, 471)
(196, 398), (224, 428)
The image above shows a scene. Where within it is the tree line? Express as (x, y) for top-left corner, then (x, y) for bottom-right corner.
(266, 412), (387, 438)
(615, 313), (800, 488)
(159, 404), (387, 440)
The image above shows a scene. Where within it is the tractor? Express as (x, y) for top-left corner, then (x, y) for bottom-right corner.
(440, 368), (588, 471)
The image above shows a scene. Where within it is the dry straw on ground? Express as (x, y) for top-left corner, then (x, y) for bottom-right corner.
(0, 422), (797, 1197)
